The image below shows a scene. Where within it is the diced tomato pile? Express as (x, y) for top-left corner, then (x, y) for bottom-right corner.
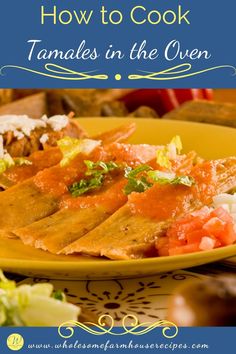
(156, 206), (236, 256)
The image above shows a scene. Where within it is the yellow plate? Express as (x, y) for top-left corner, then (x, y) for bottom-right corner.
(1, 118), (236, 280)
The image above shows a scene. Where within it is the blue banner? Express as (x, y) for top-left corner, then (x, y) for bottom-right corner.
(0, 0), (235, 88)
(0, 326), (235, 354)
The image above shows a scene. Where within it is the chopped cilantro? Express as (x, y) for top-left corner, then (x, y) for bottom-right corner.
(85, 160), (118, 176)
(69, 160), (119, 197)
(123, 165), (153, 195)
(148, 171), (195, 187)
(123, 164), (195, 195)
(69, 175), (104, 197)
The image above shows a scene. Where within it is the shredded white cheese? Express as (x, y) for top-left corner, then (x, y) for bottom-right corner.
(0, 115), (69, 140)
(40, 134), (49, 145)
(13, 130), (24, 140)
(47, 116), (68, 132)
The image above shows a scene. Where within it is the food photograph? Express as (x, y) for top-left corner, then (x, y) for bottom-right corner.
(0, 88), (236, 327)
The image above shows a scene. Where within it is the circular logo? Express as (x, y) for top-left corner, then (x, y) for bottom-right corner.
(7, 334), (24, 351)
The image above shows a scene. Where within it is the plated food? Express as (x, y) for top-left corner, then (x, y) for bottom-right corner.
(0, 115), (236, 265)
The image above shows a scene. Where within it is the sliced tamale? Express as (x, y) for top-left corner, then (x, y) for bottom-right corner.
(1, 139), (158, 238)
(63, 158), (236, 260)
(62, 205), (165, 259)
(14, 207), (110, 254)
(0, 180), (59, 236)
(13, 145), (161, 254)
(14, 176), (127, 253)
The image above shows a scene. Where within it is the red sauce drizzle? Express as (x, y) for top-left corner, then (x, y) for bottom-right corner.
(128, 161), (218, 221)
(60, 178), (127, 213)
(4, 147), (62, 183)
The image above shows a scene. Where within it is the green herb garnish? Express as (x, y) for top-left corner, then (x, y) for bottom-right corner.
(123, 164), (195, 195)
(69, 160), (119, 197)
(69, 175), (104, 197)
(123, 165), (153, 195)
(147, 171), (195, 187)
(124, 164), (152, 178)
(85, 160), (118, 176)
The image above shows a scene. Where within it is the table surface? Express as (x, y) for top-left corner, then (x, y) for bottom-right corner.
(8, 259), (235, 326)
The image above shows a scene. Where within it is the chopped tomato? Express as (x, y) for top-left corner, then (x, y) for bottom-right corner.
(211, 207), (233, 223)
(156, 206), (236, 256)
(203, 217), (226, 236)
(186, 229), (209, 244)
(220, 223), (236, 246)
(169, 243), (200, 256)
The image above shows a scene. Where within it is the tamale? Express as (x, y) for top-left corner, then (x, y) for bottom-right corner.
(15, 207), (109, 253)
(2, 139), (159, 238)
(14, 178), (127, 253)
(0, 180), (59, 237)
(14, 150), (195, 253)
(62, 204), (163, 259)
(63, 158), (236, 260)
